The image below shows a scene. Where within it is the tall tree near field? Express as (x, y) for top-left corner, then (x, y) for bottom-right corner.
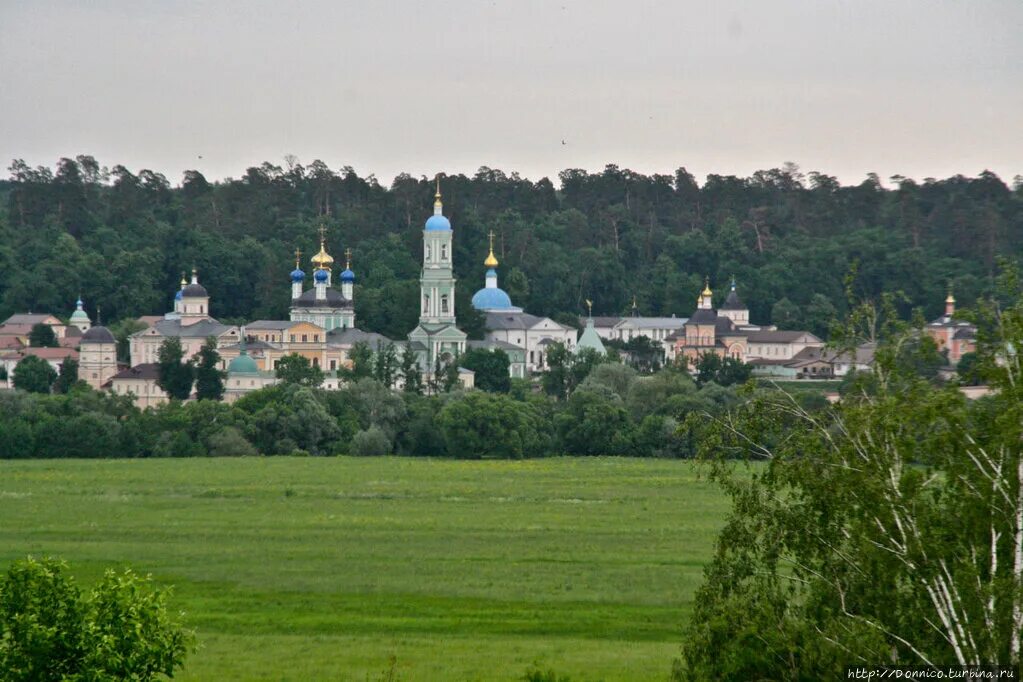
(156, 338), (194, 400)
(372, 342), (399, 388)
(458, 348), (511, 393)
(193, 337), (225, 401)
(348, 341), (374, 380)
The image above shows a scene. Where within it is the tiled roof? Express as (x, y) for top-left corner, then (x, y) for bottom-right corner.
(110, 363), (162, 381)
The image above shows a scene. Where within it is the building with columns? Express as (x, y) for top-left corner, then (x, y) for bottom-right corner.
(408, 179), (467, 373)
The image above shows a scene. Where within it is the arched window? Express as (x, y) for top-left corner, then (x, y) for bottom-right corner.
(423, 294), (430, 313)
(441, 295), (449, 314)
(441, 244), (448, 260)
(425, 245), (431, 260)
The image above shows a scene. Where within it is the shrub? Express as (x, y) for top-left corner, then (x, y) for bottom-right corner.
(206, 426), (259, 457)
(350, 426), (391, 456)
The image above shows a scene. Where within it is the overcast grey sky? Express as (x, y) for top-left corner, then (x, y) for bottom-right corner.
(1, 0), (1020, 188)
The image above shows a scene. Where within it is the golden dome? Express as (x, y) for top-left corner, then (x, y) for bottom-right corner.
(310, 225), (334, 269)
(701, 277), (712, 297)
(483, 229), (498, 267)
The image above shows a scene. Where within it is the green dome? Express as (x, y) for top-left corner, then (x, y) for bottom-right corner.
(228, 352), (260, 375)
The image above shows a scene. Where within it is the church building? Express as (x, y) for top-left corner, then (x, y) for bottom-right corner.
(408, 179), (467, 373)
(289, 228), (356, 331)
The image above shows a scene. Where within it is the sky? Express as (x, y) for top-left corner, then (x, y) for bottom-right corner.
(1, 0), (1021, 188)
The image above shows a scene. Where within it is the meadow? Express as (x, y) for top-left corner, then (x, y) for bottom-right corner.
(0, 457), (730, 681)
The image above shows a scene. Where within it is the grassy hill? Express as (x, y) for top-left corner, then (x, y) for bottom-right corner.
(0, 457), (729, 681)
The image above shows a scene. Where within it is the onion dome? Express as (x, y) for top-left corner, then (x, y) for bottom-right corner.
(310, 226), (334, 269)
(174, 290), (183, 301)
(340, 247), (355, 282)
(425, 175), (451, 231)
(314, 268), (329, 283)
(484, 230), (499, 267)
(228, 351), (260, 375)
(701, 277), (712, 298)
(290, 248), (306, 282)
(81, 326), (115, 344)
(70, 298), (89, 323)
(472, 284), (514, 311)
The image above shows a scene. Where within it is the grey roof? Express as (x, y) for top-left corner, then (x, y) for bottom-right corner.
(326, 327), (394, 351)
(246, 320), (297, 330)
(222, 339), (278, 351)
(181, 283), (208, 298)
(578, 316), (621, 329)
(614, 316), (687, 330)
(687, 309), (717, 324)
(485, 312), (545, 330)
(823, 343), (876, 366)
(467, 339), (522, 352)
(110, 363), (162, 381)
(292, 288), (351, 308)
(746, 330), (822, 344)
(81, 326), (116, 343)
(953, 327), (977, 340)
(148, 318), (236, 339)
(2, 313), (59, 325)
(720, 289), (745, 311)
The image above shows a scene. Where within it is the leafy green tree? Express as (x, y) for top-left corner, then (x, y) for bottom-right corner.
(12, 356), (56, 394)
(206, 426), (258, 456)
(458, 348), (511, 393)
(372, 342), (399, 387)
(274, 353), (324, 388)
(621, 335), (662, 373)
(955, 351), (981, 386)
(156, 338), (194, 400)
(555, 386), (633, 456)
(348, 341), (374, 380)
(436, 391), (546, 458)
(193, 337), (225, 401)
(0, 557), (193, 681)
(542, 342), (573, 400)
(803, 292), (837, 338)
(400, 347), (423, 395)
(677, 275), (1023, 679)
(52, 357), (80, 394)
(28, 323), (57, 348)
(350, 426), (391, 456)
(770, 296), (800, 328)
(439, 355), (461, 393)
(693, 352), (722, 387)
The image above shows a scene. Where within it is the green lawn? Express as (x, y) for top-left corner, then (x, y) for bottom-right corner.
(0, 457), (729, 681)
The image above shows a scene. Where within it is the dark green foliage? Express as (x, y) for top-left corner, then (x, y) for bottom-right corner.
(348, 341), (374, 381)
(693, 352), (751, 387)
(350, 425), (391, 456)
(371, 342), (399, 387)
(400, 346), (423, 395)
(0, 557), (193, 681)
(5, 157), (1016, 348)
(27, 323), (57, 347)
(437, 391), (547, 458)
(274, 353), (324, 387)
(555, 387), (633, 456)
(156, 337), (194, 400)
(52, 357), (79, 394)
(458, 348), (511, 392)
(676, 272), (1023, 679)
(193, 337), (225, 400)
(955, 351), (981, 385)
(12, 355), (56, 394)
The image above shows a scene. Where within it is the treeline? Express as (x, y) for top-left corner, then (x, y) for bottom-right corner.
(0, 357), (825, 460)
(1, 157), (1020, 338)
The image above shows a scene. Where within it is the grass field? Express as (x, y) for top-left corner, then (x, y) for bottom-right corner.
(0, 457), (730, 681)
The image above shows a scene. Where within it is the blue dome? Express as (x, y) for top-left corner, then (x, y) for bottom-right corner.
(314, 268), (329, 283)
(340, 268), (355, 283)
(472, 287), (514, 311)
(425, 214), (451, 231)
(174, 290), (183, 301)
(290, 268), (306, 283)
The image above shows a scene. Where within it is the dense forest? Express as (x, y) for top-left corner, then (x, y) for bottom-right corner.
(1, 156), (1020, 338)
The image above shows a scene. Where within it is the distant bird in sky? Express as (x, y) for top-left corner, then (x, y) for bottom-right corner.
(561, 140), (566, 145)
